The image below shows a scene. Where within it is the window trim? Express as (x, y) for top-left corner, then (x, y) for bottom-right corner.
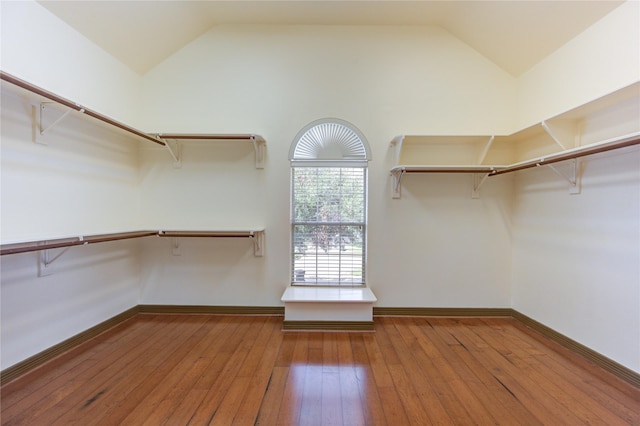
(289, 119), (371, 287)
(291, 167), (368, 286)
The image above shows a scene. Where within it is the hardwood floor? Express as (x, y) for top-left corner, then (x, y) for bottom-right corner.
(1, 314), (638, 425)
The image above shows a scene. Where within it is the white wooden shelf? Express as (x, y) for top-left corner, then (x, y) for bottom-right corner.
(153, 134), (266, 169)
(1, 229), (265, 276)
(0, 71), (266, 168)
(491, 132), (640, 176)
(0, 231), (158, 256)
(390, 165), (506, 198)
(390, 82), (640, 198)
(1, 229), (264, 253)
(158, 229), (265, 257)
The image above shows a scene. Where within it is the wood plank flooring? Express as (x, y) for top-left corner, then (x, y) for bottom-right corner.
(1, 314), (638, 425)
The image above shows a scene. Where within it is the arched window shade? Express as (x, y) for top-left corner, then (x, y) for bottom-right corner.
(289, 118), (371, 167)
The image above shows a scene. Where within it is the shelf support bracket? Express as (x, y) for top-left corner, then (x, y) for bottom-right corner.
(38, 245), (71, 276)
(477, 135), (495, 165)
(471, 173), (490, 199)
(33, 102), (72, 144)
(252, 231), (265, 257)
(251, 136), (266, 169)
(391, 169), (405, 199)
(541, 121), (568, 151)
(539, 158), (581, 194)
(390, 135), (405, 165)
(171, 237), (181, 256)
(155, 135), (182, 168)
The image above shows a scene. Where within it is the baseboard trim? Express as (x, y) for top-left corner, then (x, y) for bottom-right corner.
(0, 306), (139, 386)
(138, 305), (284, 315)
(511, 310), (640, 388)
(374, 307), (512, 317)
(283, 320), (374, 331)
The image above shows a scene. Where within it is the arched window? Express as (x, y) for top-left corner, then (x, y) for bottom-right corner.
(290, 119), (371, 286)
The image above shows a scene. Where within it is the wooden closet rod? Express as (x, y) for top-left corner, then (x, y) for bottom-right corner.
(157, 231), (257, 238)
(0, 230), (265, 256)
(0, 71), (165, 147)
(490, 134), (640, 177)
(392, 166), (501, 174)
(156, 134), (261, 141)
(0, 231), (157, 256)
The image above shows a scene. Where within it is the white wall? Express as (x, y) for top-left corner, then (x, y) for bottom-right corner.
(511, 147), (640, 372)
(0, 0), (142, 127)
(0, 243), (141, 370)
(137, 141), (268, 305)
(515, 0), (640, 130)
(0, 89), (142, 370)
(1, 91), (143, 241)
(140, 25), (516, 134)
(137, 25), (516, 307)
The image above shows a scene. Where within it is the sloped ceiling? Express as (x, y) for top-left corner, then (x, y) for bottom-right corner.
(37, 0), (624, 77)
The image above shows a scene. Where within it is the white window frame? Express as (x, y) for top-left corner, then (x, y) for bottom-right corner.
(289, 119), (371, 287)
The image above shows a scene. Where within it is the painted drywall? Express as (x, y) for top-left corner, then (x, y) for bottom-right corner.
(139, 25), (516, 134)
(0, 0), (142, 127)
(0, 90), (142, 241)
(0, 89), (143, 369)
(0, 242), (141, 370)
(137, 25), (515, 307)
(137, 141), (269, 305)
(370, 172), (513, 307)
(511, 147), (640, 372)
(515, 0), (640, 131)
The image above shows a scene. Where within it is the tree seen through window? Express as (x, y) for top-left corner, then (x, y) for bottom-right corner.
(292, 167), (366, 285)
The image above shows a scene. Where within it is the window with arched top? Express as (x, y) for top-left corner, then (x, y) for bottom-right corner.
(290, 119), (371, 286)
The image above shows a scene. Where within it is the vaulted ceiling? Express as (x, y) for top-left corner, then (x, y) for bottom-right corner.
(38, 1), (624, 77)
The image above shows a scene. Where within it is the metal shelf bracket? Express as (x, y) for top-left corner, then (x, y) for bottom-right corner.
(171, 237), (181, 256)
(38, 245), (72, 277)
(472, 135), (496, 198)
(471, 173), (490, 199)
(251, 231), (265, 257)
(477, 135), (495, 165)
(539, 158), (581, 194)
(391, 169), (405, 199)
(155, 136), (182, 169)
(251, 136), (266, 169)
(33, 102), (72, 144)
(542, 120), (577, 151)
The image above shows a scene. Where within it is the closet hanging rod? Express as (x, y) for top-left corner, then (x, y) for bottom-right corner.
(157, 231), (258, 238)
(80, 231), (159, 244)
(0, 71), (164, 147)
(155, 134), (264, 142)
(1, 239), (85, 256)
(0, 231), (157, 256)
(391, 165), (502, 174)
(490, 133), (640, 177)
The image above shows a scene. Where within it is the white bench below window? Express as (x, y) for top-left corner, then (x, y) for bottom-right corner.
(281, 286), (377, 330)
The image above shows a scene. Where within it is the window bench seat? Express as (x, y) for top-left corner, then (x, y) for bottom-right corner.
(281, 286), (377, 331)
